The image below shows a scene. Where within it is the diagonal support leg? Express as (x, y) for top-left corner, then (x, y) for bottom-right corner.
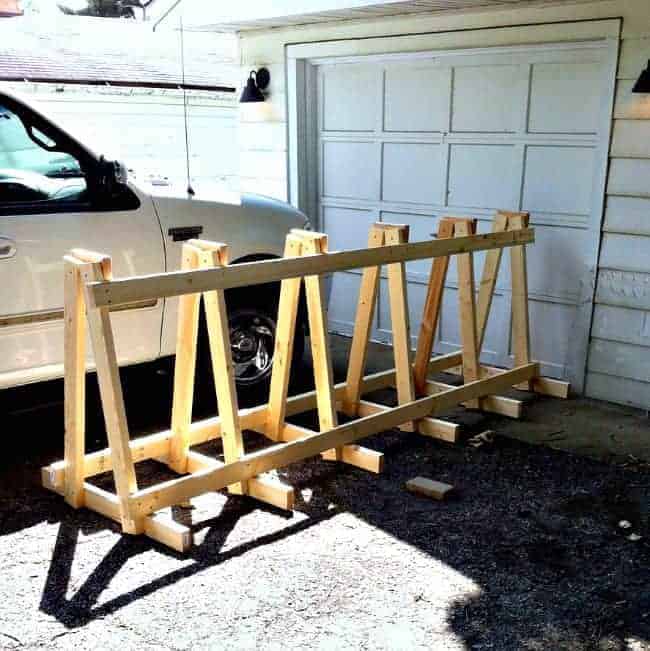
(63, 256), (87, 509)
(341, 224), (384, 418)
(75, 250), (142, 534)
(169, 243), (202, 474)
(382, 224), (417, 432)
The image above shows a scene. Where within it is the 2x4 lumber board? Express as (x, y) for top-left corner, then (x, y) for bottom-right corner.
(63, 257), (86, 509)
(532, 377), (570, 399)
(413, 219), (455, 395)
(509, 215), (532, 391)
(445, 363), (569, 399)
(342, 225), (384, 417)
(455, 221), (481, 410)
(321, 445), (384, 474)
(169, 244), (202, 473)
(266, 235), (304, 440)
(43, 430), (172, 492)
(300, 233), (340, 459)
(384, 225), (416, 432)
(200, 245), (248, 496)
(186, 450), (294, 511)
(90, 229), (535, 309)
(84, 483), (192, 553)
(357, 399), (459, 443)
(80, 256), (142, 535)
(424, 380), (523, 419)
(476, 213), (508, 351)
(263, 421), (385, 474)
(405, 477), (454, 501)
(130, 363), (538, 517)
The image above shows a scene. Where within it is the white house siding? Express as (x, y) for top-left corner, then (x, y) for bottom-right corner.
(237, 0), (650, 409)
(2, 83), (239, 195)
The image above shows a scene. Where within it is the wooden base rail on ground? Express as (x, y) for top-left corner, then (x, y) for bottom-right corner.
(43, 210), (569, 552)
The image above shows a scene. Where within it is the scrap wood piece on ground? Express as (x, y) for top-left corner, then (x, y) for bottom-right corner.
(468, 430), (495, 448)
(405, 477), (454, 501)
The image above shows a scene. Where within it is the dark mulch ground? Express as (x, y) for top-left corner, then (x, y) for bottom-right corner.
(1, 346), (649, 649)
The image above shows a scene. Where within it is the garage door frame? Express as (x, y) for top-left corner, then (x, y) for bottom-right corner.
(286, 19), (620, 392)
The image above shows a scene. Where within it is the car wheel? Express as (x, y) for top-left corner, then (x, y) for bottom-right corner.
(197, 286), (306, 407)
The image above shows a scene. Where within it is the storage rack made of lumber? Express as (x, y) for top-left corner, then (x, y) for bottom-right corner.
(42, 211), (569, 552)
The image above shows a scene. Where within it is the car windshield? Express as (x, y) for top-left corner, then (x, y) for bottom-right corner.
(0, 103), (87, 204)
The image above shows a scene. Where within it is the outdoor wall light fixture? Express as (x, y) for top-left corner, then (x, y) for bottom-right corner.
(632, 60), (650, 93)
(240, 67), (271, 103)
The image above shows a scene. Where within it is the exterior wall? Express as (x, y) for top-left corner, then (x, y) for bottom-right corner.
(238, 0), (650, 408)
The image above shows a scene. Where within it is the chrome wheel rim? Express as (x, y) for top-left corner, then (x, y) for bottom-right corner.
(229, 310), (275, 385)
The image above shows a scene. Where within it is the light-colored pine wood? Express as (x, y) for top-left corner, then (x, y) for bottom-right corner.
(199, 243), (248, 495)
(358, 400), (459, 443)
(63, 256), (86, 509)
(321, 445), (384, 474)
(169, 243), (202, 473)
(129, 363), (539, 517)
(508, 213), (533, 391)
(413, 219), (455, 395)
(476, 213), (509, 351)
(298, 232), (340, 457)
(384, 224), (416, 432)
(266, 234), (304, 440)
(90, 228), (535, 309)
(454, 220), (481, 410)
(45, 219), (569, 553)
(81, 257), (142, 534)
(424, 380), (523, 419)
(405, 477), (454, 501)
(342, 225), (384, 417)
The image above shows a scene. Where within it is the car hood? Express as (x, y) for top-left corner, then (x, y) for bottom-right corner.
(140, 181), (308, 262)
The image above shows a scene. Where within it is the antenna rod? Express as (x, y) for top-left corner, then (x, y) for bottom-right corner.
(179, 14), (195, 196)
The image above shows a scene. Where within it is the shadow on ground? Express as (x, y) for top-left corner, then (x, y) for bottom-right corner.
(2, 337), (650, 649)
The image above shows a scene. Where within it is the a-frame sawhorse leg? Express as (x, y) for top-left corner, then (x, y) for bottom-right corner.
(413, 214), (533, 418)
(266, 229), (384, 473)
(167, 239), (295, 510)
(341, 223), (459, 444)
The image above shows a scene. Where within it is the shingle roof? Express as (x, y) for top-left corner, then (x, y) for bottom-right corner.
(0, 17), (237, 91)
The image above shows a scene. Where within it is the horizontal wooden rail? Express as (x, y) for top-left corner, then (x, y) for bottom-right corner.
(89, 228), (534, 308)
(129, 363), (538, 516)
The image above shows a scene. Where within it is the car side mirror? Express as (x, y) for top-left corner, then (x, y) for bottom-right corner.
(99, 157), (128, 187)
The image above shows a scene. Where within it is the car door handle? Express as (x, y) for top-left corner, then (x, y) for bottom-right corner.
(0, 237), (16, 259)
(168, 226), (203, 242)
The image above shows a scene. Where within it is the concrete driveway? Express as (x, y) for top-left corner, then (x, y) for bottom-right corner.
(1, 336), (649, 650)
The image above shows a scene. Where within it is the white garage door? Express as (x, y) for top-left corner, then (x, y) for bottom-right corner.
(315, 43), (614, 381)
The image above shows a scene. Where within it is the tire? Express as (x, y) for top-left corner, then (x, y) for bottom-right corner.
(197, 283), (306, 407)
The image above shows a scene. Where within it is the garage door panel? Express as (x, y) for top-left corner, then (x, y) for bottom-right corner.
(447, 144), (517, 209)
(323, 205), (376, 251)
(516, 300), (575, 377)
(382, 143), (444, 204)
(528, 62), (601, 134)
(377, 278), (426, 348)
(451, 65), (521, 133)
(523, 225), (589, 301)
(522, 145), (595, 216)
(322, 65), (377, 132)
(323, 141), (379, 200)
(384, 65), (450, 133)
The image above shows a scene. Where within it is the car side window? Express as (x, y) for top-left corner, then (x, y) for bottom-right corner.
(0, 103), (88, 209)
